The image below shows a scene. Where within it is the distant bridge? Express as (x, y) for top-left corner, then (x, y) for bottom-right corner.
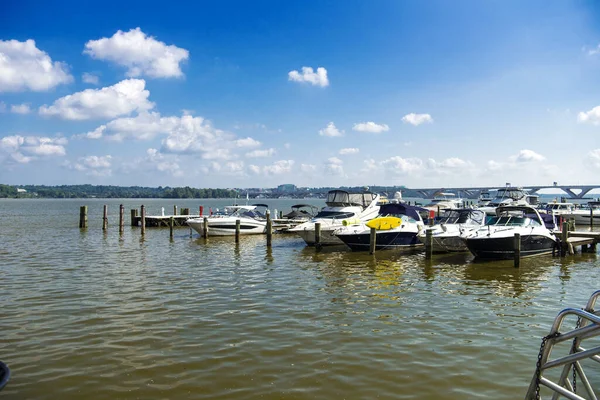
(408, 185), (600, 200)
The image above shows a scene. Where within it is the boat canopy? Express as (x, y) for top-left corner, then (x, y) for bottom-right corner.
(325, 190), (377, 208)
(438, 208), (485, 225)
(379, 203), (427, 221)
(494, 187), (527, 200)
(494, 205), (553, 228)
(283, 204), (318, 219)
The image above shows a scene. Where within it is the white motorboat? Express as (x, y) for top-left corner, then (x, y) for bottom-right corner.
(272, 204), (319, 232)
(478, 187), (539, 216)
(187, 205), (267, 236)
(464, 205), (558, 259)
(562, 201), (600, 225)
(543, 202), (575, 218)
(289, 190), (381, 246)
(417, 208), (486, 252)
(477, 190), (493, 207)
(423, 192), (464, 212)
(334, 203), (426, 251)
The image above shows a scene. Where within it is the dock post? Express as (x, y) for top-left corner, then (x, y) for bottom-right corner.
(279, 210), (283, 219)
(203, 217), (208, 238)
(437, 206), (440, 218)
(170, 216), (174, 239)
(513, 233), (521, 268)
(130, 209), (138, 226)
(119, 204), (124, 233)
(235, 219), (240, 243)
(425, 229), (433, 259)
(79, 206), (88, 228)
(199, 206), (203, 216)
(369, 227), (376, 254)
(141, 205), (146, 236)
(173, 205), (177, 216)
(591, 208), (594, 228)
(561, 219), (568, 257)
(315, 222), (321, 250)
(266, 211), (272, 247)
(103, 205), (108, 230)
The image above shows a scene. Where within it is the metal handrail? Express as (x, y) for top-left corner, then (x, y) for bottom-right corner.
(525, 293), (600, 399)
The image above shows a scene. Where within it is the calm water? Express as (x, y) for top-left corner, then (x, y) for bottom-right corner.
(1, 198), (599, 399)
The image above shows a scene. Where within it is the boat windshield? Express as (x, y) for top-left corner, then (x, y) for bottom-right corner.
(230, 208), (264, 219)
(383, 212), (416, 223)
(486, 216), (540, 227)
(314, 211), (356, 219)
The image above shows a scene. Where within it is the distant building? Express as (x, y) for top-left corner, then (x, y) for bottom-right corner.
(17, 188), (27, 193)
(277, 184), (297, 193)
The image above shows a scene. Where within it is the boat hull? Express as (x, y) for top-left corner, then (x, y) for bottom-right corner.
(465, 235), (556, 259)
(188, 218), (266, 236)
(293, 227), (344, 246)
(336, 231), (422, 251)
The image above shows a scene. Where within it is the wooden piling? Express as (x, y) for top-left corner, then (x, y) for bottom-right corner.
(266, 211), (272, 247)
(203, 217), (208, 238)
(102, 205), (108, 230)
(130, 209), (138, 226)
(369, 227), (376, 254)
(141, 205), (146, 236)
(561, 219), (569, 257)
(174, 205), (177, 216)
(235, 219), (240, 243)
(425, 229), (433, 259)
(315, 222), (321, 249)
(79, 206), (88, 228)
(170, 216), (174, 239)
(591, 208), (594, 228)
(119, 204), (124, 233)
(513, 233), (521, 268)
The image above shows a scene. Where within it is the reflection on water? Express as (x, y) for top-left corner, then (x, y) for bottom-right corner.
(0, 199), (599, 399)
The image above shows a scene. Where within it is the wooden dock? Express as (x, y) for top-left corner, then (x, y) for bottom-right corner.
(133, 214), (200, 227)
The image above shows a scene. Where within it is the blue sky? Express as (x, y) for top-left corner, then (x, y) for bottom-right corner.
(1, 0), (600, 189)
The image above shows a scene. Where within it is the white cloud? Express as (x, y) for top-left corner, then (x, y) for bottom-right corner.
(339, 147), (359, 155)
(103, 112), (177, 141)
(0, 39), (73, 92)
(324, 157), (345, 176)
(65, 155), (112, 177)
(0, 135), (67, 163)
(319, 122), (344, 137)
(284, 143), (291, 149)
(585, 149), (600, 170)
(352, 121), (389, 133)
(512, 149), (545, 163)
(82, 72), (99, 85)
(401, 113), (433, 126)
(300, 163), (316, 173)
(288, 66), (329, 87)
(235, 137), (261, 148)
(84, 28), (189, 78)
(10, 103), (31, 114)
(263, 160), (294, 175)
(246, 148), (275, 158)
(381, 156), (424, 176)
(159, 115), (234, 158)
(39, 79), (154, 120)
(577, 106), (600, 125)
(201, 160), (246, 177)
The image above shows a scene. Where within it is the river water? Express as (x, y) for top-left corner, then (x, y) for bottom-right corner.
(1, 198), (599, 399)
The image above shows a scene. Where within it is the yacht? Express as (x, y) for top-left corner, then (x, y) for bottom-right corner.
(417, 208), (486, 252)
(289, 190), (381, 246)
(477, 190), (494, 207)
(478, 187), (539, 216)
(272, 204), (319, 232)
(464, 205), (557, 259)
(187, 205), (267, 236)
(562, 201), (600, 225)
(423, 192), (464, 212)
(334, 203), (426, 251)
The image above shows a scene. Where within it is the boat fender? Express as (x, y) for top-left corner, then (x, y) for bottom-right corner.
(342, 218), (361, 226)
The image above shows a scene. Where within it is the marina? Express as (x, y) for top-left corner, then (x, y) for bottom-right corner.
(2, 197), (600, 399)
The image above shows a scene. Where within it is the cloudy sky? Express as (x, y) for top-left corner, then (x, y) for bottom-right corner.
(1, 0), (600, 189)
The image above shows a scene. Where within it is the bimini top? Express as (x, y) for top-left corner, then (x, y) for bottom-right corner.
(379, 203), (428, 221)
(325, 190), (377, 208)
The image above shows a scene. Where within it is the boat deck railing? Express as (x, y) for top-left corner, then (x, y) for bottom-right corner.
(525, 290), (600, 399)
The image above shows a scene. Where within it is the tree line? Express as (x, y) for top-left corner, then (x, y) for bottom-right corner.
(0, 184), (239, 199)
